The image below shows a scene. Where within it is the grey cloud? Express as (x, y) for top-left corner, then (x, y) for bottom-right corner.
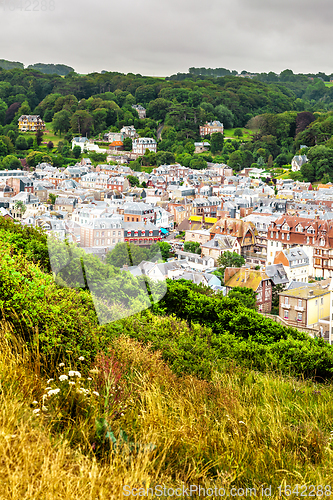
(0, 0), (332, 75)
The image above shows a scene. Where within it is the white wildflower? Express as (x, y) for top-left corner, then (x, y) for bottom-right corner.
(42, 406), (48, 411)
(48, 388), (60, 396)
(75, 371), (81, 377)
(45, 387), (52, 390)
(59, 375), (68, 381)
(69, 381), (75, 385)
(47, 379), (54, 384)
(68, 371), (75, 377)
(78, 356), (85, 361)
(59, 363), (65, 367)
(33, 409), (40, 414)
(121, 413), (124, 416)
(239, 421), (246, 425)
(87, 377), (92, 381)
(92, 391), (99, 397)
(32, 401), (38, 405)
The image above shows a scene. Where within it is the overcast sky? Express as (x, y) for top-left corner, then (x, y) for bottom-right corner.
(1, 0), (332, 76)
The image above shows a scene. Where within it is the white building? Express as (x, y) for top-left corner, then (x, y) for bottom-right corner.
(274, 247), (310, 283)
(132, 137), (157, 155)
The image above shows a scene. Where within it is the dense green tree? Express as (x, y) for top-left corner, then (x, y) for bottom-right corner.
(0, 139), (8, 157)
(228, 287), (257, 310)
(36, 128), (43, 146)
(123, 137), (132, 151)
(70, 110), (93, 136)
(147, 98), (170, 121)
(214, 105), (234, 128)
(53, 109), (71, 136)
(300, 162), (315, 182)
(233, 128), (243, 138)
(217, 251), (245, 282)
(72, 145), (81, 159)
(189, 157), (207, 170)
(210, 132), (224, 154)
(14, 200), (26, 215)
(15, 135), (28, 150)
(183, 241), (201, 254)
(127, 175), (140, 187)
(1, 154), (22, 170)
(48, 193), (57, 205)
(26, 151), (44, 167)
(0, 98), (7, 125)
(228, 150), (244, 170)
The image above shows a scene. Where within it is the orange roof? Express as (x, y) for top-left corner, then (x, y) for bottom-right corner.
(110, 141), (123, 147)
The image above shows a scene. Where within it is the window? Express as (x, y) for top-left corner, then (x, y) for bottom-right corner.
(118, 231), (121, 236)
(297, 312), (302, 321)
(270, 231), (273, 238)
(113, 231), (115, 236)
(321, 298), (324, 305)
(271, 241), (273, 246)
(298, 299), (302, 307)
(287, 234), (290, 240)
(284, 310), (289, 319)
(285, 297), (289, 305)
(307, 237), (309, 244)
(282, 233), (284, 239)
(96, 231), (99, 237)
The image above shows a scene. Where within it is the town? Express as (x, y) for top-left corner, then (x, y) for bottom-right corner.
(3, 110), (333, 342)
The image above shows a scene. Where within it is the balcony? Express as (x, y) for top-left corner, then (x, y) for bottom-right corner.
(294, 306), (305, 312)
(281, 303), (291, 309)
(314, 263), (333, 270)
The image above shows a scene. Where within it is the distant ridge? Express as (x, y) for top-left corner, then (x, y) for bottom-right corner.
(0, 59), (24, 70)
(27, 63), (75, 76)
(0, 59), (74, 75)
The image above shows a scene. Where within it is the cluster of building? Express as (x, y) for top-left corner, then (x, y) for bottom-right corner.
(12, 117), (333, 343)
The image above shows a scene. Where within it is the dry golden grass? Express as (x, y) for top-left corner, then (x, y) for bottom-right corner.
(1, 332), (333, 498)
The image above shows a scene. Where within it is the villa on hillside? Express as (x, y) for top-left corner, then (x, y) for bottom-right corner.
(18, 115), (45, 132)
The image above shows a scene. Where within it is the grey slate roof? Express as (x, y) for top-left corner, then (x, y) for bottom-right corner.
(265, 264), (289, 285)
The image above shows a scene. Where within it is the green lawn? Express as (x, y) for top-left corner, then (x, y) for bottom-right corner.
(23, 122), (63, 146)
(224, 128), (254, 141)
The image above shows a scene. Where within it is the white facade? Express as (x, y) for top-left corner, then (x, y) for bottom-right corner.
(133, 138), (157, 155)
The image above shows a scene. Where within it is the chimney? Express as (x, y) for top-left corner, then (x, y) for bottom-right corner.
(224, 267), (239, 283)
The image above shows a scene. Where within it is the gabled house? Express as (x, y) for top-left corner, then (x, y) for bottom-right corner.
(274, 247), (309, 283)
(265, 264), (289, 286)
(201, 235), (241, 265)
(209, 218), (257, 257)
(224, 267), (273, 312)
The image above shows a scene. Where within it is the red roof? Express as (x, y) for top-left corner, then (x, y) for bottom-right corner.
(109, 141), (123, 147)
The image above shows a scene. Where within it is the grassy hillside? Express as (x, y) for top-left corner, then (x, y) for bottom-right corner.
(1, 221), (333, 493)
(2, 332), (333, 497)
